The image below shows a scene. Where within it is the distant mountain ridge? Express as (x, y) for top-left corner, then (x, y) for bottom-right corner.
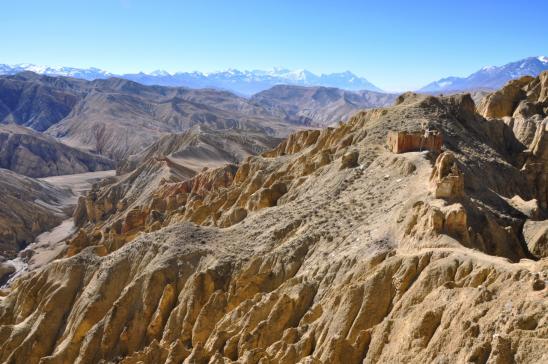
(0, 64), (382, 95)
(420, 56), (548, 92)
(3, 56), (548, 95)
(251, 85), (398, 126)
(0, 64), (113, 81)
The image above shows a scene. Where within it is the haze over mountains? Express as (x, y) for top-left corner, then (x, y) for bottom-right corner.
(0, 72), (298, 160)
(251, 85), (397, 126)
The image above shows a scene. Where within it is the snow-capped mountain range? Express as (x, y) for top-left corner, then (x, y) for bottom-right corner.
(2, 56), (547, 95)
(0, 64), (381, 95)
(419, 56), (548, 92)
(0, 64), (113, 81)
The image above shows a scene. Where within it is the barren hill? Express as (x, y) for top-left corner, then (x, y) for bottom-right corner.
(251, 85), (397, 126)
(0, 124), (114, 177)
(0, 74), (546, 363)
(117, 125), (282, 175)
(0, 73), (300, 160)
(0, 72), (86, 131)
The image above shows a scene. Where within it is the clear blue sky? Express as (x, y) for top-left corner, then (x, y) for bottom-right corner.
(2, 0), (547, 91)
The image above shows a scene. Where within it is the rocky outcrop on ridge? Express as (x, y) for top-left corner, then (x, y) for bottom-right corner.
(479, 72), (547, 212)
(72, 126), (281, 238)
(386, 130), (443, 154)
(0, 91), (546, 363)
(430, 152), (464, 199)
(478, 72), (547, 119)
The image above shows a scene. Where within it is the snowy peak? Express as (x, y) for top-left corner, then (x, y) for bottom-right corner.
(420, 56), (548, 92)
(0, 63), (382, 95)
(0, 63), (113, 80)
(149, 70), (171, 77)
(421, 76), (461, 91)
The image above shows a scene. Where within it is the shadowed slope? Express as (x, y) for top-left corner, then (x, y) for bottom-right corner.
(0, 124), (114, 177)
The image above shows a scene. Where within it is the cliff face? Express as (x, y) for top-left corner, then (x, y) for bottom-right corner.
(479, 71), (548, 211)
(0, 90), (546, 363)
(478, 71), (548, 119)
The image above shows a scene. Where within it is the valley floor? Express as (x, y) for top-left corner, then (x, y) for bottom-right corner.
(1, 170), (115, 286)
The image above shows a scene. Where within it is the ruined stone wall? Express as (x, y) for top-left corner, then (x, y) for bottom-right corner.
(387, 131), (443, 154)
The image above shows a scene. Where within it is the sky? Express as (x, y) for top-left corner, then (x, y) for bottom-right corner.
(1, 0), (547, 91)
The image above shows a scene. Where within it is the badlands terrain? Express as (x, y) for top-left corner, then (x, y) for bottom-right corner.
(0, 69), (546, 363)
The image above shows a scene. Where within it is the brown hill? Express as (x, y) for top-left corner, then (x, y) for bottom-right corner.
(251, 85), (398, 126)
(0, 124), (114, 177)
(0, 73), (300, 160)
(74, 126), (281, 235)
(0, 72), (86, 131)
(117, 125), (282, 174)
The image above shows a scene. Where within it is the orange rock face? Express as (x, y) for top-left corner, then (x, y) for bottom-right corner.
(386, 130), (443, 154)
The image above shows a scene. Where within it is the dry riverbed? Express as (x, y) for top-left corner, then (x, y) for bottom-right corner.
(1, 170), (115, 286)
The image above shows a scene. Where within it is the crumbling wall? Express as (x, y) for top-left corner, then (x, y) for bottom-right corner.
(387, 131), (443, 153)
